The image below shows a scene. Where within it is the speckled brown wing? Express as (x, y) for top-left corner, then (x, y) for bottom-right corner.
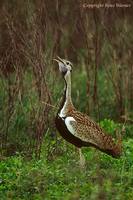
(66, 109), (122, 158)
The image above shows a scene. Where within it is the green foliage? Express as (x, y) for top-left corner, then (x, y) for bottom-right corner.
(1, 134), (133, 200)
(100, 118), (133, 140)
(99, 119), (118, 134)
(124, 125), (133, 138)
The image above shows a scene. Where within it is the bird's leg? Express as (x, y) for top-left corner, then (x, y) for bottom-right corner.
(79, 148), (86, 169)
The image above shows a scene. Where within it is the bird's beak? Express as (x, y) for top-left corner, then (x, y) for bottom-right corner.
(53, 56), (64, 64)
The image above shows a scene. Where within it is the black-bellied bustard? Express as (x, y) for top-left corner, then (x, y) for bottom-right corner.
(54, 57), (122, 168)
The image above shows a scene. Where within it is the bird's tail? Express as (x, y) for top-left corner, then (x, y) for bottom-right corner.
(111, 131), (122, 158)
(100, 128), (124, 158)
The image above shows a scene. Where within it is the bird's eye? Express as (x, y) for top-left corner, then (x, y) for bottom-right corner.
(66, 62), (69, 65)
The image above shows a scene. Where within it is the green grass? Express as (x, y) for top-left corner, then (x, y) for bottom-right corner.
(0, 137), (133, 200)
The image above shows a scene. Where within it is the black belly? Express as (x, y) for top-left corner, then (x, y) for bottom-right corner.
(55, 115), (88, 148)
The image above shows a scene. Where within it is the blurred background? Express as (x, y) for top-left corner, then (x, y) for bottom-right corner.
(0, 0), (132, 158)
(0, 1), (133, 199)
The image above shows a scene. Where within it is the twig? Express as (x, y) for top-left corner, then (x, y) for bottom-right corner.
(41, 101), (57, 109)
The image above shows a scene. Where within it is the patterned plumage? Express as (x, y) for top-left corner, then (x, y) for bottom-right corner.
(54, 57), (122, 159)
(63, 108), (122, 158)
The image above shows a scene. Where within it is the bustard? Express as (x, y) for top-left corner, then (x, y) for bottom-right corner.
(54, 57), (122, 167)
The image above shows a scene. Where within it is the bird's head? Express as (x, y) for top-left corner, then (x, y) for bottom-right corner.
(53, 56), (72, 77)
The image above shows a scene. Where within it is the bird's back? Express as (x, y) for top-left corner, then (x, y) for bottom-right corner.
(64, 108), (122, 158)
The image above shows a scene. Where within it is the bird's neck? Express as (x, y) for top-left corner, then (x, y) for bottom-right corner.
(64, 72), (73, 105)
(59, 72), (74, 117)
